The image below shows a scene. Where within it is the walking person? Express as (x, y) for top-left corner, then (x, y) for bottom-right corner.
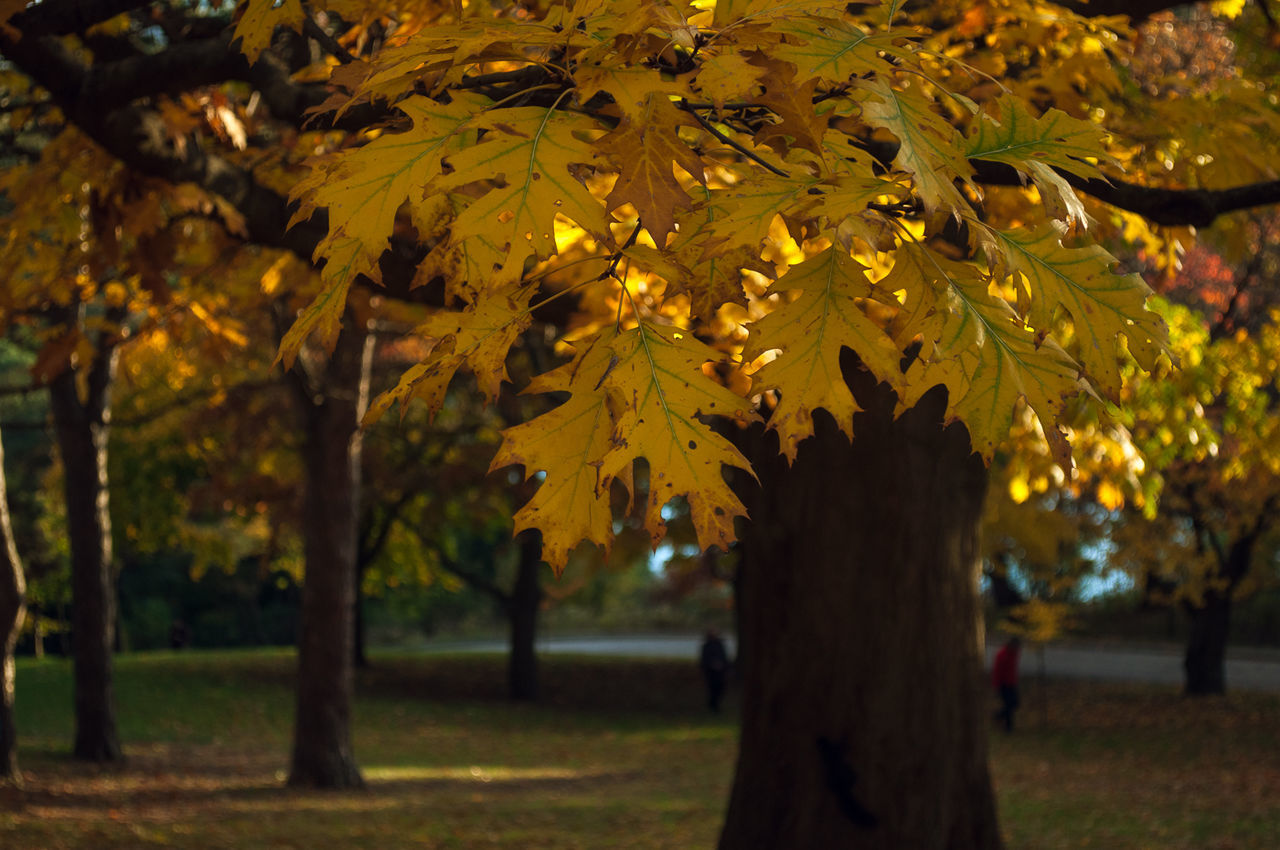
(699, 630), (730, 713)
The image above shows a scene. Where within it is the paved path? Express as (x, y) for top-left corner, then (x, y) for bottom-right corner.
(424, 634), (1280, 692)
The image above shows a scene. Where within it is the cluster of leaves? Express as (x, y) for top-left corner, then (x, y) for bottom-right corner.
(1109, 298), (1280, 606)
(249, 0), (1169, 567)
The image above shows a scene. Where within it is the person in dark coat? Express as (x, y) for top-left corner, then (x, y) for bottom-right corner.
(992, 636), (1022, 732)
(699, 630), (730, 713)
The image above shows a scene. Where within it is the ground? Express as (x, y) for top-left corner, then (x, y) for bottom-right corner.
(1, 651), (1277, 848)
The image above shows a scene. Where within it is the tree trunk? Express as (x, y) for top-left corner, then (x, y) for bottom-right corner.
(353, 559), (369, 670)
(720, 362), (1001, 850)
(49, 354), (123, 763)
(287, 326), (373, 789)
(0, 430), (27, 784)
(506, 531), (543, 701)
(1183, 591), (1230, 696)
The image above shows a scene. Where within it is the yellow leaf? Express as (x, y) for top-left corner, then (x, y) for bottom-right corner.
(743, 247), (905, 460)
(597, 323), (756, 552)
(490, 336), (627, 569)
(693, 52), (764, 112)
(438, 107), (612, 283)
(859, 78), (975, 216)
(364, 284), (534, 422)
(293, 93), (488, 269)
(966, 97), (1114, 225)
(574, 63), (690, 124)
(903, 269), (1087, 467)
(697, 169), (823, 255)
(770, 14), (910, 86)
(232, 0), (304, 64)
(275, 236), (364, 369)
(987, 222), (1167, 401)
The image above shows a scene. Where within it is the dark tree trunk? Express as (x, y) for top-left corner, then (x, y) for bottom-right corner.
(506, 531), (543, 702)
(49, 348), (122, 763)
(1180, 529), (1258, 697)
(720, 360), (1001, 850)
(287, 326), (373, 789)
(1183, 591), (1230, 696)
(0, 431), (27, 784)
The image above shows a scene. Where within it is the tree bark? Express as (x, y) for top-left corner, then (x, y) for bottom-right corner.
(506, 531), (543, 702)
(1183, 591), (1230, 696)
(0, 430), (27, 785)
(720, 359), (1001, 850)
(287, 325), (373, 789)
(49, 345), (123, 763)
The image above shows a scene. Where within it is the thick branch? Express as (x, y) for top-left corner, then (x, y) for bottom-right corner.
(436, 555), (510, 604)
(9, 0), (155, 37)
(79, 33), (326, 124)
(971, 159), (1280, 228)
(1057, 0), (1195, 21)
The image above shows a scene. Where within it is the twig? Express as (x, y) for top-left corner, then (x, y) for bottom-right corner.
(303, 17), (357, 65)
(678, 100), (790, 178)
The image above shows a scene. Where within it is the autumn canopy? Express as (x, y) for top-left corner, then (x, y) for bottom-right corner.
(195, 0), (1193, 571)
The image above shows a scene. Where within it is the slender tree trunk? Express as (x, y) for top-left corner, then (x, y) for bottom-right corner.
(506, 531), (543, 701)
(287, 325), (373, 788)
(32, 608), (44, 660)
(1183, 591), (1230, 696)
(0, 430), (27, 784)
(353, 559), (369, 670)
(720, 363), (1001, 850)
(49, 350), (122, 763)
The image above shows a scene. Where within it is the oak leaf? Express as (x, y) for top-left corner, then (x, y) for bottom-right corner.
(903, 273), (1086, 469)
(232, 0), (304, 64)
(596, 323), (755, 552)
(987, 222), (1166, 400)
(291, 93), (487, 266)
(437, 107), (612, 283)
(743, 246), (905, 460)
(489, 336), (629, 569)
(598, 95), (705, 245)
(364, 284), (534, 422)
(859, 78), (976, 215)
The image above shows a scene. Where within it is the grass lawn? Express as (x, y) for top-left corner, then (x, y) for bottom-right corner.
(1, 650), (1277, 849)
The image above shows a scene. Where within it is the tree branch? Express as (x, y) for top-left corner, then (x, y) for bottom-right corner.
(971, 159), (1280, 228)
(9, 0), (156, 37)
(1057, 0), (1196, 22)
(435, 554), (510, 604)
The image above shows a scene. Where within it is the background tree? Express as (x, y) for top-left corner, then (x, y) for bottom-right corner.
(0, 426), (25, 784)
(0, 131), (247, 761)
(1111, 296), (1280, 694)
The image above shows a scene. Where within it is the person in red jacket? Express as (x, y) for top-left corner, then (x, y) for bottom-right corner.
(992, 636), (1022, 732)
